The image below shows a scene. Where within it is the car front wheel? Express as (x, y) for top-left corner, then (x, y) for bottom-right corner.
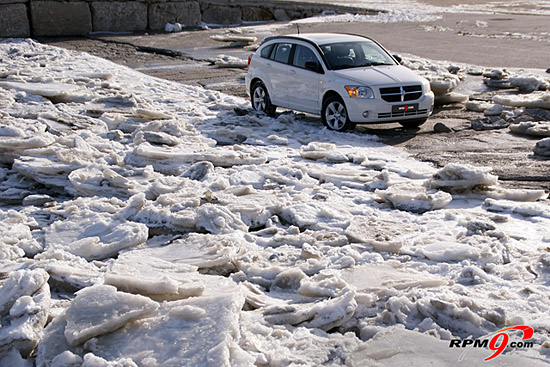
(251, 81), (276, 117)
(322, 96), (355, 131)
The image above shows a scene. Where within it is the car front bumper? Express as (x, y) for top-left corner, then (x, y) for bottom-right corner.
(345, 92), (435, 123)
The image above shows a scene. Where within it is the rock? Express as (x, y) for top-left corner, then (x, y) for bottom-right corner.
(242, 7), (273, 22)
(483, 69), (513, 89)
(546, 68), (550, 74)
(533, 137), (550, 157)
(484, 79), (513, 89)
(30, 1), (92, 36)
(471, 116), (509, 130)
(91, 2), (147, 32)
(273, 9), (291, 21)
(510, 121), (550, 137)
(447, 65), (460, 74)
(202, 6), (242, 25)
(0, 4), (30, 37)
(433, 122), (452, 133)
(148, 2), (201, 31)
(483, 69), (510, 80)
(483, 104), (504, 116)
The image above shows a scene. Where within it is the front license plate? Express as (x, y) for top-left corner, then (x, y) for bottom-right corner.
(392, 104), (418, 113)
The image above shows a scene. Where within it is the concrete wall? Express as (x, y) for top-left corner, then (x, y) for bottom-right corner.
(0, 0), (378, 37)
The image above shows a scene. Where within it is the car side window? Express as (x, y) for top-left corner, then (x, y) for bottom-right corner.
(292, 45), (319, 70)
(260, 44), (274, 59)
(272, 43), (293, 64)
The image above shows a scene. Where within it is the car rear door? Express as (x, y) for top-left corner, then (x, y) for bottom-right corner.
(287, 44), (321, 114)
(267, 42), (293, 108)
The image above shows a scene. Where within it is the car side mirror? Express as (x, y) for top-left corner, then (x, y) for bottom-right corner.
(392, 54), (403, 64)
(305, 61), (321, 73)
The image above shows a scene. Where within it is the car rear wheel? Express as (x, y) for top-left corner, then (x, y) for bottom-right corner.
(322, 96), (355, 131)
(399, 118), (427, 129)
(251, 81), (276, 117)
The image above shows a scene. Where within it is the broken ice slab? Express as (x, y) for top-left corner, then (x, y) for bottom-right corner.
(0, 81), (81, 102)
(64, 284), (159, 346)
(510, 121), (550, 137)
(427, 163), (498, 193)
(341, 264), (449, 297)
(0, 209), (42, 258)
(494, 92), (550, 109)
(0, 269), (50, 358)
(38, 278), (251, 367)
(45, 210), (148, 261)
(132, 142), (267, 168)
(347, 326), (547, 366)
(375, 183), (452, 213)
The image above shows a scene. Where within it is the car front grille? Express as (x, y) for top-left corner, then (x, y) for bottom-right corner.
(379, 85), (422, 103)
(378, 109), (428, 119)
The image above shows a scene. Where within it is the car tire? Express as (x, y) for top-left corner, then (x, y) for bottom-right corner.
(322, 96), (354, 131)
(251, 81), (276, 117)
(399, 118), (427, 129)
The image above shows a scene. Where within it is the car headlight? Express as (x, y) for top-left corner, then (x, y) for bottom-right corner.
(422, 79), (431, 93)
(345, 86), (374, 99)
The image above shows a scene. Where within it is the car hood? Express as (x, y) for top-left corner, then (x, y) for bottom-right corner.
(333, 65), (424, 86)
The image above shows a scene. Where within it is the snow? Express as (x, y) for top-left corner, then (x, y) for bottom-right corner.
(1, 38), (549, 365)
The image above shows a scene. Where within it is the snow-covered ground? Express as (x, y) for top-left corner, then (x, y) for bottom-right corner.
(1, 38), (550, 366)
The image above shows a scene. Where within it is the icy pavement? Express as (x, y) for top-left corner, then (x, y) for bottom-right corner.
(1, 39), (550, 366)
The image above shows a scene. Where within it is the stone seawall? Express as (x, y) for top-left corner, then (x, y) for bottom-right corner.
(0, 0), (379, 37)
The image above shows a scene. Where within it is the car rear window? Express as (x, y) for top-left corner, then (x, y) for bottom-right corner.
(260, 44), (274, 59)
(272, 43), (293, 64)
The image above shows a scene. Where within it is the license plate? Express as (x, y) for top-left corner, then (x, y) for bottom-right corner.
(392, 104), (418, 113)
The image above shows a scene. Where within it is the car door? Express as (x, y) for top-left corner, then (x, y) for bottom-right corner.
(287, 44), (321, 114)
(267, 42), (293, 108)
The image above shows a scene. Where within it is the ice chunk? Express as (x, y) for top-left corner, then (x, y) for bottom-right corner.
(341, 264), (449, 296)
(465, 100), (492, 112)
(427, 163), (498, 192)
(50, 351), (83, 367)
(264, 290), (357, 331)
(215, 55), (248, 69)
(347, 326), (547, 366)
(533, 137), (550, 157)
(45, 209), (148, 261)
(435, 92), (468, 105)
(196, 204), (248, 234)
(493, 92), (550, 109)
(419, 242), (479, 262)
(74, 285), (250, 366)
(64, 284), (159, 346)
(510, 121), (550, 137)
(0, 81), (80, 101)
(210, 34), (257, 44)
(0, 269), (50, 358)
(345, 215), (404, 253)
(35, 249), (103, 291)
(375, 183), (452, 213)
(0, 209), (42, 258)
(0, 269), (49, 316)
(165, 22), (182, 33)
(299, 142), (336, 160)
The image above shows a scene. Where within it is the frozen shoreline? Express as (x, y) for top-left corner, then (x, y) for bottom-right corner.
(1, 38), (550, 366)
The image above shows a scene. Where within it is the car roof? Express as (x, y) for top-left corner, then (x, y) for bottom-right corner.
(263, 33), (373, 46)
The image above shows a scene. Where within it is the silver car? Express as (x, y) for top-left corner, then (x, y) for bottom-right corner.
(245, 33), (435, 131)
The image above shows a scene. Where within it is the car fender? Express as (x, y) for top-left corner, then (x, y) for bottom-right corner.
(248, 67), (274, 98)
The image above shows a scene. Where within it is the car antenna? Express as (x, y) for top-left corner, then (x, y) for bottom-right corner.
(296, 24), (300, 34)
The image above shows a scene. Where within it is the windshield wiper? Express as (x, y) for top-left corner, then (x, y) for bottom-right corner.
(356, 62), (393, 67)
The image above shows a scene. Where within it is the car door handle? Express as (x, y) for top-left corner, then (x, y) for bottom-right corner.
(289, 69), (296, 74)
(266, 63), (272, 68)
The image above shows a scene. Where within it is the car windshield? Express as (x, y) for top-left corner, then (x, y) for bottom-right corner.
(320, 41), (396, 70)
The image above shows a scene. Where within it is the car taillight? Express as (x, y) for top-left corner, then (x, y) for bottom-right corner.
(247, 54), (252, 69)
